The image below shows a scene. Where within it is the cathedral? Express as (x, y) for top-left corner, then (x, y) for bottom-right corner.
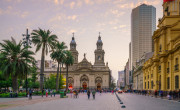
(43, 33), (111, 90)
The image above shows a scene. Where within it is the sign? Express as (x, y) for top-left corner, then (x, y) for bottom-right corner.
(163, 0), (175, 2)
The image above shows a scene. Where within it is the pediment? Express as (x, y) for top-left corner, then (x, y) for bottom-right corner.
(76, 67), (94, 71)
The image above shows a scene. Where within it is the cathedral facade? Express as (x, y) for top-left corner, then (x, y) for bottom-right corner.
(43, 34), (111, 90)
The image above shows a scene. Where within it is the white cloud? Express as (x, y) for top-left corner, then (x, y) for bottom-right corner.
(70, 2), (75, 9)
(67, 29), (77, 35)
(54, 0), (64, 5)
(84, 0), (94, 5)
(111, 9), (125, 17)
(67, 15), (77, 20)
(119, 25), (127, 28)
(20, 11), (29, 18)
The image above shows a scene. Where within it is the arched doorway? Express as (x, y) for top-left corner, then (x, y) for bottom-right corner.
(69, 83), (73, 89)
(97, 83), (101, 90)
(68, 77), (74, 89)
(80, 74), (89, 90)
(82, 82), (87, 90)
(95, 77), (102, 90)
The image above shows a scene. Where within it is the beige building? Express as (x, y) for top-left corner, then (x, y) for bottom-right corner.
(41, 34), (111, 90)
(133, 52), (153, 90)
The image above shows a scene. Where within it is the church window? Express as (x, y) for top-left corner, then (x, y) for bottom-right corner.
(151, 81), (153, 89)
(98, 56), (101, 60)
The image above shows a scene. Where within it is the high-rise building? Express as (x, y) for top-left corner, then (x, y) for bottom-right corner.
(117, 71), (125, 89)
(131, 4), (156, 68)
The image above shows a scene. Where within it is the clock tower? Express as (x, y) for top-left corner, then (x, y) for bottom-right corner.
(94, 32), (105, 66)
(70, 33), (78, 64)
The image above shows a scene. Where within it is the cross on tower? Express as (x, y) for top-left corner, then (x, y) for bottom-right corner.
(72, 32), (74, 37)
(99, 32), (101, 36)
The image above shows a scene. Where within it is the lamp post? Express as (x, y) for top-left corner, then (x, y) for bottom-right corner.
(22, 28), (31, 97)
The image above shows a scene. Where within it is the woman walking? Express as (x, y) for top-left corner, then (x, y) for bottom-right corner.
(87, 90), (91, 99)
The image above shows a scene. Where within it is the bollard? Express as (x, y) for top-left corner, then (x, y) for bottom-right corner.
(121, 105), (126, 108)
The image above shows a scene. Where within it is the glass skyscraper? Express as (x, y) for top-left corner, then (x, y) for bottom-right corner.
(131, 4), (156, 68)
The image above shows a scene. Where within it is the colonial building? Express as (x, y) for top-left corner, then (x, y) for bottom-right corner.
(133, 52), (153, 90)
(143, 0), (180, 91)
(41, 34), (111, 90)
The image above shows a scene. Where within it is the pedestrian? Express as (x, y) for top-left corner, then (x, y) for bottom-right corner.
(87, 90), (91, 99)
(53, 89), (56, 97)
(160, 91), (163, 98)
(100, 90), (102, 95)
(92, 90), (96, 99)
(42, 89), (44, 97)
(155, 90), (157, 98)
(50, 90), (53, 97)
(46, 89), (48, 97)
(29, 88), (32, 100)
(10, 91), (13, 98)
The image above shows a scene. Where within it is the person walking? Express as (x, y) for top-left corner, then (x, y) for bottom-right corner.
(92, 90), (96, 99)
(50, 90), (53, 97)
(42, 89), (44, 97)
(53, 89), (56, 97)
(46, 89), (48, 97)
(29, 88), (32, 100)
(87, 90), (91, 99)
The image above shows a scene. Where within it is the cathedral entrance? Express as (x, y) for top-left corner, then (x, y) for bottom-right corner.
(82, 82), (87, 90)
(97, 83), (101, 90)
(69, 83), (73, 89)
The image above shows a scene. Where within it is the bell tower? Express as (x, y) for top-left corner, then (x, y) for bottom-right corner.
(70, 33), (78, 64)
(94, 32), (105, 66)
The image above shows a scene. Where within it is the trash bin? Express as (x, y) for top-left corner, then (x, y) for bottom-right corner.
(60, 92), (64, 98)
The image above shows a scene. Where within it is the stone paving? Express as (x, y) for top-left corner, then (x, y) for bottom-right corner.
(0, 93), (180, 110)
(117, 93), (180, 110)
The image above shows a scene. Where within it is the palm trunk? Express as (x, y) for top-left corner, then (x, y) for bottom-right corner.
(59, 63), (62, 89)
(40, 45), (45, 90)
(66, 65), (68, 92)
(12, 75), (18, 93)
(56, 62), (59, 91)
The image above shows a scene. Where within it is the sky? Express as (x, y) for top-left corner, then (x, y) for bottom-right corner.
(0, 0), (163, 81)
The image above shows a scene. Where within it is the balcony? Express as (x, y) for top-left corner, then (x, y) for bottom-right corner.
(167, 68), (169, 73)
(175, 64), (179, 71)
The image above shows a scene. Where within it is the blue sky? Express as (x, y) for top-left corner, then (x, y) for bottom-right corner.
(0, 0), (163, 80)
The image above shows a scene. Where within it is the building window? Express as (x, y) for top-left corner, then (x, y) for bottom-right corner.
(151, 81), (153, 89)
(151, 74), (153, 78)
(159, 44), (162, 52)
(159, 65), (161, 72)
(167, 77), (170, 89)
(145, 76), (146, 80)
(145, 82), (146, 89)
(175, 58), (179, 71)
(167, 62), (170, 73)
(148, 81), (149, 89)
(175, 75), (179, 89)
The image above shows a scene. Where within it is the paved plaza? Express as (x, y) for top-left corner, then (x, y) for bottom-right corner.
(0, 93), (180, 110)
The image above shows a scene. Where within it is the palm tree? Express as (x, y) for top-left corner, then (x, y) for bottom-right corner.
(0, 37), (35, 92)
(64, 51), (74, 91)
(50, 42), (67, 91)
(31, 28), (58, 90)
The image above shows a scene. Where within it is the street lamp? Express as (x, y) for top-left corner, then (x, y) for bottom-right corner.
(22, 28), (31, 97)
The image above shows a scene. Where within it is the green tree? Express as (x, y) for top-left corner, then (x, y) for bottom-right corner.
(50, 42), (67, 91)
(45, 74), (56, 89)
(59, 74), (65, 89)
(0, 37), (35, 92)
(0, 72), (12, 91)
(64, 51), (74, 91)
(31, 28), (58, 90)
